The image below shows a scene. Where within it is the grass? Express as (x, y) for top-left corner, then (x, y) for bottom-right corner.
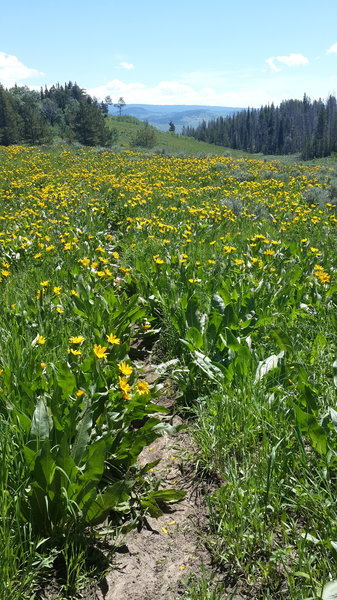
(1, 142), (337, 598)
(107, 114), (248, 156)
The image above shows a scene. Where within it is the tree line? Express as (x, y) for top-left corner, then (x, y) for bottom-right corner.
(182, 94), (337, 159)
(0, 82), (115, 146)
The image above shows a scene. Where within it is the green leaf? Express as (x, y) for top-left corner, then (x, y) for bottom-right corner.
(329, 407), (337, 430)
(212, 293), (226, 314)
(310, 332), (327, 365)
(30, 398), (51, 440)
(57, 363), (76, 398)
(23, 445), (37, 470)
(85, 481), (131, 525)
(186, 327), (203, 349)
(185, 298), (201, 329)
(33, 441), (56, 489)
(137, 459), (161, 475)
(193, 351), (224, 381)
(293, 404), (327, 455)
(272, 329), (292, 353)
(71, 408), (93, 466)
(146, 489), (186, 503)
(299, 382), (319, 412)
(255, 351), (284, 382)
(223, 303), (238, 328)
(225, 328), (240, 351)
(322, 581), (337, 599)
(83, 439), (107, 483)
(333, 360), (337, 390)
(293, 572), (311, 580)
(140, 499), (163, 518)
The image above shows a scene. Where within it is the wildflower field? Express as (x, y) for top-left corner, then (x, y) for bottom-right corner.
(1, 144), (337, 599)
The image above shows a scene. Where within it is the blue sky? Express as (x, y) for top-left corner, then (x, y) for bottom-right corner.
(2, 0), (337, 107)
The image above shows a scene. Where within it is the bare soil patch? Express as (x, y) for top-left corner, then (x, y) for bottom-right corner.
(94, 362), (212, 600)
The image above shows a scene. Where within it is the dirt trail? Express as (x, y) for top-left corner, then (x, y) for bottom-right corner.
(95, 363), (211, 600)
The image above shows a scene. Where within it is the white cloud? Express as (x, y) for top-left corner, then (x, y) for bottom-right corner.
(266, 58), (281, 73)
(277, 53), (309, 67)
(327, 43), (337, 54)
(0, 51), (43, 87)
(266, 53), (309, 72)
(88, 78), (297, 108)
(119, 61), (134, 70)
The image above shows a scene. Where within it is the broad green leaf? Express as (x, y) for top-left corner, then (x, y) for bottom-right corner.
(193, 351), (224, 381)
(331, 408), (337, 430)
(71, 408), (93, 465)
(57, 363), (77, 398)
(33, 441), (56, 489)
(185, 298), (201, 329)
(212, 293), (226, 314)
(23, 445), (37, 470)
(225, 328), (240, 351)
(83, 439), (107, 482)
(297, 382), (319, 411)
(146, 489), (186, 503)
(186, 327), (203, 349)
(141, 499), (163, 518)
(223, 303), (238, 328)
(255, 351), (284, 382)
(293, 404), (327, 455)
(30, 398), (51, 440)
(322, 581), (337, 599)
(85, 481), (131, 525)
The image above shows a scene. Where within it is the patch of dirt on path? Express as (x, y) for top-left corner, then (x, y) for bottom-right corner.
(95, 365), (212, 600)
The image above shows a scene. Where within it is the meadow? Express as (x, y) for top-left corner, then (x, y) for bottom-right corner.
(1, 144), (337, 599)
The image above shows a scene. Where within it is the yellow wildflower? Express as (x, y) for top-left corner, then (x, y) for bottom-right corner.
(106, 333), (120, 345)
(118, 361), (133, 377)
(68, 347), (82, 356)
(79, 258), (90, 267)
(153, 255), (164, 264)
(119, 377), (131, 400)
(93, 344), (108, 359)
(136, 381), (150, 395)
(69, 336), (85, 344)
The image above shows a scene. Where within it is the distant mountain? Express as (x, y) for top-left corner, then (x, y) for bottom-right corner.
(108, 104), (242, 132)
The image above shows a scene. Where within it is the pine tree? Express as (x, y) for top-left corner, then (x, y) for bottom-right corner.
(0, 86), (21, 145)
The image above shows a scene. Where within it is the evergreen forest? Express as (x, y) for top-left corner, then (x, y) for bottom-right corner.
(182, 94), (337, 159)
(0, 81), (112, 146)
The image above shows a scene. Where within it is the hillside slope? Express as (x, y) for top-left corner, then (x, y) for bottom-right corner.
(107, 115), (245, 156)
(109, 103), (241, 132)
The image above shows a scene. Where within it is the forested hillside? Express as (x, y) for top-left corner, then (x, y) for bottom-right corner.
(183, 94), (337, 159)
(0, 82), (112, 146)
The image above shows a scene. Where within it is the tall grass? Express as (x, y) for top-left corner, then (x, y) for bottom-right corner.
(1, 144), (337, 597)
